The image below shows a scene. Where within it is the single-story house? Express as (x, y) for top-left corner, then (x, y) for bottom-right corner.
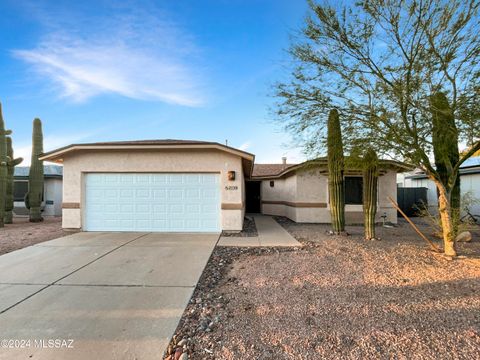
(250, 157), (409, 225)
(398, 157), (480, 215)
(40, 139), (409, 232)
(13, 165), (63, 217)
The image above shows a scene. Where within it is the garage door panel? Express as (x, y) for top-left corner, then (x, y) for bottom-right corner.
(105, 174), (120, 185)
(85, 173), (220, 232)
(153, 189), (166, 200)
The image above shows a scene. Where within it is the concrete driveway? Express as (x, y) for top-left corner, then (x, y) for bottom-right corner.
(0, 232), (219, 360)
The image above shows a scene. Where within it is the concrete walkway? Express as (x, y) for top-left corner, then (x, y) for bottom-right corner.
(218, 215), (301, 247)
(0, 232), (219, 360)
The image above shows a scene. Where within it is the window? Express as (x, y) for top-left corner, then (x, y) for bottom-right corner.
(344, 177), (363, 204)
(270, 181), (274, 187)
(13, 181), (28, 202)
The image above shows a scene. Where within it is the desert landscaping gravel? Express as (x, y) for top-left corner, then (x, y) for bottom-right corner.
(221, 216), (258, 237)
(0, 217), (75, 255)
(166, 218), (480, 359)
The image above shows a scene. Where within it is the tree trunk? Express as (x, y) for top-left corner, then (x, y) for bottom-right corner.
(435, 180), (457, 256)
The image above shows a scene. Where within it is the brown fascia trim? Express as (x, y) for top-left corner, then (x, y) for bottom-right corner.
(221, 202), (244, 210)
(62, 202), (80, 209)
(262, 200), (327, 208)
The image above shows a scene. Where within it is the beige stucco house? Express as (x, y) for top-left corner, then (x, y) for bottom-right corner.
(40, 139), (409, 232)
(250, 158), (409, 225)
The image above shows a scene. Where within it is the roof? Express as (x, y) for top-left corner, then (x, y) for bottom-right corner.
(39, 139), (255, 177)
(14, 165), (63, 178)
(461, 156), (480, 168)
(252, 157), (412, 179)
(405, 157), (480, 179)
(252, 163), (297, 177)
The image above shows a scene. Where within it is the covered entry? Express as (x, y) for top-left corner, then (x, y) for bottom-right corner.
(246, 181), (261, 213)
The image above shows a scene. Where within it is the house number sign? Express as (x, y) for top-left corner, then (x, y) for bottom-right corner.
(225, 186), (238, 190)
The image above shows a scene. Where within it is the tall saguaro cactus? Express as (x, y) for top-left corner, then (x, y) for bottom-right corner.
(430, 92), (460, 231)
(327, 109), (345, 234)
(0, 103), (12, 228)
(26, 118), (44, 222)
(363, 148), (378, 240)
(5, 137), (23, 224)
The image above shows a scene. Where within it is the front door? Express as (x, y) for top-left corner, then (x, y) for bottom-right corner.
(246, 181), (261, 213)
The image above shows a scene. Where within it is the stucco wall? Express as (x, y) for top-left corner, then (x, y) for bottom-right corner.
(261, 168), (398, 224)
(62, 149), (245, 231)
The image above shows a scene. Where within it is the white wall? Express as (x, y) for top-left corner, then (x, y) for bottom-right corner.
(401, 173), (480, 215)
(43, 178), (63, 216)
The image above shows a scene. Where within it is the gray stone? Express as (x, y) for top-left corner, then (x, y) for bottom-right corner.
(456, 231), (472, 242)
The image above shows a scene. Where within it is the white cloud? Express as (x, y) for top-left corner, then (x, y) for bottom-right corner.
(14, 132), (95, 166)
(12, 4), (205, 106)
(239, 141), (252, 151)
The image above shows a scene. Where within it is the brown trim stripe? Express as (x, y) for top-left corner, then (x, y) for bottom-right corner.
(62, 202), (80, 209)
(262, 200), (327, 208)
(221, 203), (244, 210)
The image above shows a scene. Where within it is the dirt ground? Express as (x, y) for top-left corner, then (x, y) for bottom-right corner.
(166, 218), (480, 359)
(0, 217), (76, 255)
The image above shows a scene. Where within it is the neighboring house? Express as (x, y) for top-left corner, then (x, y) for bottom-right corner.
(40, 139), (409, 232)
(13, 165), (63, 217)
(398, 157), (480, 215)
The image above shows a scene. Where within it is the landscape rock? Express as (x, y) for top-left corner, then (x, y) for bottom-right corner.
(456, 231), (472, 242)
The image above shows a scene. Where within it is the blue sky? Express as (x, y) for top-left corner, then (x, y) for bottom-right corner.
(0, 0), (309, 165)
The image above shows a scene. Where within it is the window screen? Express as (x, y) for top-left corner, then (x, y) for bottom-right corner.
(13, 181), (29, 202)
(344, 177), (363, 205)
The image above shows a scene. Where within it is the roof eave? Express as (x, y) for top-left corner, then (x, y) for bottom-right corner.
(252, 159), (412, 179)
(39, 143), (255, 177)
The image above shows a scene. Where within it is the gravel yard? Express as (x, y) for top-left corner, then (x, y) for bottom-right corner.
(166, 218), (480, 359)
(0, 217), (75, 255)
(221, 216), (258, 237)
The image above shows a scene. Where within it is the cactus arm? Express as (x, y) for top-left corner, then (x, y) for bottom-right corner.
(10, 157), (23, 167)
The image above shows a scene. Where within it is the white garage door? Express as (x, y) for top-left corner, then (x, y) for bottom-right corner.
(84, 173), (220, 232)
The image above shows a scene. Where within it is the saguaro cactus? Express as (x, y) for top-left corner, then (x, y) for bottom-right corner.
(363, 148), (378, 240)
(26, 118), (44, 222)
(327, 109), (345, 234)
(430, 92), (460, 231)
(0, 103), (12, 228)
(5, 137), (23, 224)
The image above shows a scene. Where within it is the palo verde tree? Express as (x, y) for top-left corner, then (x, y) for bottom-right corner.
(274, 0), (480, 256)
(327, 108), (345, 234)
(363, 148), (378, 240)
